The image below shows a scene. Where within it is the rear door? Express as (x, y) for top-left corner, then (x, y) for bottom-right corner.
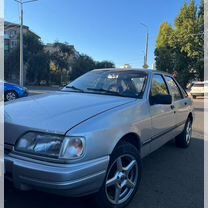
(149, 74), (175, 153)
(164, 76), (189, 134)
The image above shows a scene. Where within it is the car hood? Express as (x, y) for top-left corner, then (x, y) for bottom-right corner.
(4, 91), (135, 145)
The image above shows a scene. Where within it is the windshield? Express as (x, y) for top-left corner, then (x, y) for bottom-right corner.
(63, 70), (148, 98)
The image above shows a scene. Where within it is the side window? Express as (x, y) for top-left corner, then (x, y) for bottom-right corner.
(151, 74), (169, 96)
(164, 76), (183, 100)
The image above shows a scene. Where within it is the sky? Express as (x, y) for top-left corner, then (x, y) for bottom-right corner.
(5, 0), (201, 68)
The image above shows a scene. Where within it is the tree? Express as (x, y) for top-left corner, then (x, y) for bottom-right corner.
(71, 55), (116, 81)
(155, 0), (204, 86)
(195, 0), (204, 80)
(5, 46), (20, 81)
(154, 22), (175, 74)
(95, 61), (115, 69)
(27, 51), (50, 84)
(173, 0), (204, 82)
(156, 22), (174, 49)
(5, 32), (49, 84)
(49, 42), (76, 84)
(70, 54), (96, 80)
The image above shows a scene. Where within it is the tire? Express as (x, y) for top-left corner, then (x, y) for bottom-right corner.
(95, 142), (142, 208)
(5, 91), (18, 101)
(175, 118), (192, 148)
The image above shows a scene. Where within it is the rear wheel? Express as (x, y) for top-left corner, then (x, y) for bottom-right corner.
(96, 142), (142, 208)
(5, 91), (17, 101)
(175, 118), (192, 148)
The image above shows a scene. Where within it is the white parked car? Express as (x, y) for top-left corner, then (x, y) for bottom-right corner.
(190, 81), (208, 99)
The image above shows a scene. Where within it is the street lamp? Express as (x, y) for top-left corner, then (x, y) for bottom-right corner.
(140, 23), (149, 69)
(14, 0), (38, 87)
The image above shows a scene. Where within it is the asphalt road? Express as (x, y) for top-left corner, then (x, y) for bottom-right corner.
(5, 99), (204, 208)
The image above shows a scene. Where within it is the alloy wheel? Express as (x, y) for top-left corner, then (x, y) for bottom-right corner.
(6, 92), (17, 101)
(185, 120), (192, 144)
(105, 154), (138, 205)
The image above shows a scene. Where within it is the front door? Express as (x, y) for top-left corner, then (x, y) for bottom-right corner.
(149, 74), (175, 153)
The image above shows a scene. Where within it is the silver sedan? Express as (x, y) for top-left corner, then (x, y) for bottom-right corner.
(4, 69), (193, 208)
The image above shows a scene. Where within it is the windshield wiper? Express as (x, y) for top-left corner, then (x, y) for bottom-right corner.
(65, 85), (84, 92)
(87, 88), (138, 98)
(87, 88), (123, 96)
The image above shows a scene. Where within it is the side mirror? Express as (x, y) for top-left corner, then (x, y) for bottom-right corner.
(150, 94), (172, 105)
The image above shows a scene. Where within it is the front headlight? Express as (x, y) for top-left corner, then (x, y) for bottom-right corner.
(15, 132), (85, 160)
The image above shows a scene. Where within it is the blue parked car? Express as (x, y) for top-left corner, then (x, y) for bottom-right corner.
(0, 81), (28, 101)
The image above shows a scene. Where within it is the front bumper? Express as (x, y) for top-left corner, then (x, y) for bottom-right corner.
(5, 153), (109, 196)
(19, 90), (28, 98)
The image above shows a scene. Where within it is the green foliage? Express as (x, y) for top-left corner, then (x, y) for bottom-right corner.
(95, 61), (115, 69)
(174, 0), (199, 57)
(155, 0), (204, 86)
(4, 45), (20, 80)
(50, 42), (74, 71)
(5, 32), (49, 84)
(156, 22), (174, 49)
(27, 51), (50, 84)
(70, 56), (115, 81)
(49, 42), (75, 84)
(196, 0), (204, 80)
(155, 22), (175, 74)
(5, 34), (115, 85)
(70, 54), (96, 80)
(23, 32), (43, 57)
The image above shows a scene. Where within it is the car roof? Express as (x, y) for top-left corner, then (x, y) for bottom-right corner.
(92, 68), (173, 76)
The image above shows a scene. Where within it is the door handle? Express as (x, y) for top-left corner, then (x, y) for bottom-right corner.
(170, 104), (175, 109)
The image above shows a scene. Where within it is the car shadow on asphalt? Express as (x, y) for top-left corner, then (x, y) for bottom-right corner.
(5, 136), (204, 208)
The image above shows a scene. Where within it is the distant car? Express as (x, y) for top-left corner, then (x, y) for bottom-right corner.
(0, 81), (28, 101)
(40, 80), (47, 86)
(4, 69), (194, 208)
(190, 81), (208, 99)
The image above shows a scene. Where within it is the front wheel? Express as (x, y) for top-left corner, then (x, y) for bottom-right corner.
(96, 142), (142, 208)
(5, 91), (18, 101)
(175, 118), (192, 148)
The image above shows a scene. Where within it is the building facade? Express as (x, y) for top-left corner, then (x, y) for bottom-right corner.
(4, 21), (40, 55)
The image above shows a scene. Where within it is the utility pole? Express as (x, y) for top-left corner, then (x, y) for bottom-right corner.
(20, 2), (23, 87)
(145, 31), (148, 67)
(140, 23), (149, 69)
(14, 0), (38, 87)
